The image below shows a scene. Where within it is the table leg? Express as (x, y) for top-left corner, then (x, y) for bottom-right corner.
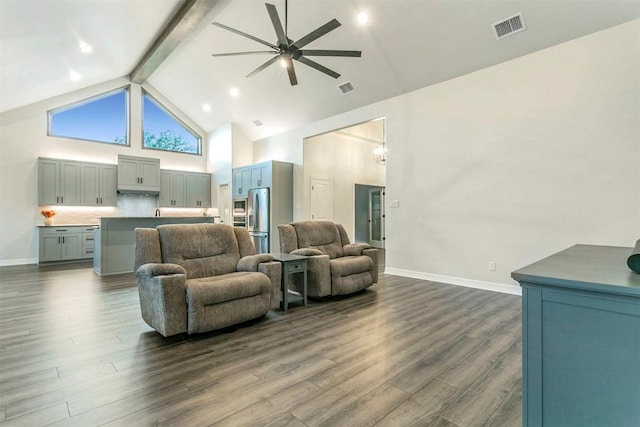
(303, 266), (307, 307)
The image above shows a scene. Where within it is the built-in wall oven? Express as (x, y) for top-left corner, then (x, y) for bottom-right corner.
(232, 198), (247, 228)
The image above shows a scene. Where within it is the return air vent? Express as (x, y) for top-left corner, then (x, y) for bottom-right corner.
(253, 120), (263, 127)
(493, 12), (526, 39)
(338, 81), (355, 95)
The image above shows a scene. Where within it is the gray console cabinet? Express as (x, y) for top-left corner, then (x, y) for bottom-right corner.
(512, 245), (640, 427)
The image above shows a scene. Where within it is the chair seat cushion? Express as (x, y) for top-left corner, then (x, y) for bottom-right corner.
(186, 272), (270, 305)
(330, 256), (374, 278)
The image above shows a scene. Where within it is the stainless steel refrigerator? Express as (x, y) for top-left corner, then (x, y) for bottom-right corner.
(247, 187), (270, 253)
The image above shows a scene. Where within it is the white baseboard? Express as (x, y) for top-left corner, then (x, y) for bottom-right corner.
(384, 267), (522, 296)
(0, 258), (38, 267)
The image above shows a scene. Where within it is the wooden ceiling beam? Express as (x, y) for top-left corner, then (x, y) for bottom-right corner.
(130, 0), (225, 84)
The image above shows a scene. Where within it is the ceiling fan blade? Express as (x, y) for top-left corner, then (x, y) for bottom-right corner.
(295, 56), (340, 79)
(211, 51), (276, 57)
(265, 3), (288, 47)
(292, 19), (341, 49)
(246, 55), (280, 78)
(212, 22), (278, 50)
(284, 56), (298, 86)
(300, 49), (361, 57)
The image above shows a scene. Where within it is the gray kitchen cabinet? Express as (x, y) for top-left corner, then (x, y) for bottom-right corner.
(117, 155), (160, 193)
(233, 168), (252, 197)
(81, 163), (117, 206)
(159, 170), (186, 207)
(186, 172), (211, 208)
(38, 158), (82, 206)
(38, 226), (94, 263)
(251, 163), (272, 188)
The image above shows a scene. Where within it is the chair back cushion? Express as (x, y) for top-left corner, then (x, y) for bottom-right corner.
(291, 221), (343, 259)
(157, 223), (240, 279)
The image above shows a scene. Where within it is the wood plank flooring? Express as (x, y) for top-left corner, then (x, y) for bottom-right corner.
(0, 259), (521, 426)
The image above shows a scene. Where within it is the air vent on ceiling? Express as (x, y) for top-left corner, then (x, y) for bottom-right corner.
(493, 12), (526, 39)
(253, 120), (263, 127)
(338, 81), (355, 95)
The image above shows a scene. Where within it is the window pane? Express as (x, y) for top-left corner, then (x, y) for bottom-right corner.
(49, 89), (128, 145)
(143, 93), (200, 154)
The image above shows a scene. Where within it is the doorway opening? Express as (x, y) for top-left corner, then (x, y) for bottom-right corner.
(355, 184), (385, 248)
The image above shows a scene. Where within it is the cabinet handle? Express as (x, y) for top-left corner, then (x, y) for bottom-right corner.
(62, 236), (65, 244)
(61, 196), (63, 203)
(140, 177), (143, 184)
(56, 196), (59, 203)
(99, 197), (103, 204)
(58, 236), (61, 244)
(258, 179), (261, 186)
(97, 197), (99, 204)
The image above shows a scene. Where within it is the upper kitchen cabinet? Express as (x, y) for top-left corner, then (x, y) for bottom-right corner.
(117, 155), (160, 193)
(251, 163), (272, 189)
(232, 168), (252, 198)
(186, 172), (211, 208)
(38, 158), (81, 206)
(81, 163), (117, 206)
(159, 170), (186, 207)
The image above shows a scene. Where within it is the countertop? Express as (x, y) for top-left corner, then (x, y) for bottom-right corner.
(37, 224), (99, 228)
(511, 244), (640, 297)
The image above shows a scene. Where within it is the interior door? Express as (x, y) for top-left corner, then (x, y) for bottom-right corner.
(310, 178), (332, 221)
(369, 187), (384, 248)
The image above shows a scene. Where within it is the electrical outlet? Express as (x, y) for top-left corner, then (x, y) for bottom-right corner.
(488, 261), (496, 271)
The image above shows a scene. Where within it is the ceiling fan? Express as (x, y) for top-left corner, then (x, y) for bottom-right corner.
(210, 0), (361, 86)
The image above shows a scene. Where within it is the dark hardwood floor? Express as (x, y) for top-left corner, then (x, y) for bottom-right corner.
(0, 258), (522, 426)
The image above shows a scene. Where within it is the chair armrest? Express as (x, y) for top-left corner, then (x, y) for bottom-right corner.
(362, 248), (379, 283)
(258, 261), (282, 309)
(291, 248), (324, 256)
(304, 254), (332, 297)
(136, 263), (186, 278)
(136, 267), (187, 337)
(237, 254), (274, 272)
(343, 243), (370, 256)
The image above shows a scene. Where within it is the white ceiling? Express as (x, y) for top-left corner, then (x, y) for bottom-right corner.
(1, 0), (639, 141)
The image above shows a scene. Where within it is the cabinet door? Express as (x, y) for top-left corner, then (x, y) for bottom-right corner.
(251, 167), (262, 188)
(232, 169), (243, 197)
(99, 165), (118, 206)
(38, 159), (60, 205)
(159, 171), (174, 207)
(60, 233), (83, 260)
(81, 163), (101, 206)
(258, 164), (271, 188)
(139, 160), (161, 191)
(241, 169), (251, 195)
(59, 161), (81, 205)
(172, 171), (186, 207)
(197, 173), (211, 207)
(39, 234), (61, 261)
(118, 157), (139, 187)
(186, 173), (199, 207)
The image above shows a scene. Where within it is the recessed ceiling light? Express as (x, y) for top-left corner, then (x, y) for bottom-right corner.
(357, 11), (369, 25)
(79, 40), (92, 54)
(229, 88), (240, 97)
(69, 69), (82, 81)
(202, 104), (211, 112)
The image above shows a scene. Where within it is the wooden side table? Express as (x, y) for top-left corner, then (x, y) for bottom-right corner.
(270, 253), (308, 312)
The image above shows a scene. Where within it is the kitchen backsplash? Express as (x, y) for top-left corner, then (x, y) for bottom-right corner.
(40, 194), (210, 225)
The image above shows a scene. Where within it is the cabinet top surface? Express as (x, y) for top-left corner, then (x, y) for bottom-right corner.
(512, 244), (640, 296)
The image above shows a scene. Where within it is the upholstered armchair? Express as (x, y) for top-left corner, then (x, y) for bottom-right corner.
(278, 220), (378, 297)
(134, 223), (281, 337)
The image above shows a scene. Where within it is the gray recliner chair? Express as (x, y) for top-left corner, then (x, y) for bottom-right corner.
(278, 220), (378, 297)
(134, 223), (281, 337)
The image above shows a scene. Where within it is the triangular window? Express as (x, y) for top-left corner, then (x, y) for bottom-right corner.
(48, 87), (129, 145)
(142, 91), (201, 155)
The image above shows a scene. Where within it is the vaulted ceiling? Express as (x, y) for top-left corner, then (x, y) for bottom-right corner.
(1, 0), (638, 141)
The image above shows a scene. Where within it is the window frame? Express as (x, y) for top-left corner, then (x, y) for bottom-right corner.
(141, 89), (202, 156)
(47, 86), (130, 146)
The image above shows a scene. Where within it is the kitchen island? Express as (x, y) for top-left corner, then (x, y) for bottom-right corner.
(94, 216), (214, 275)
(512, 244), (640, 427)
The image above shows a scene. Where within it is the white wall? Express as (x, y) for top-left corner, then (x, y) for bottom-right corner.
(253, 20), (640, 292)
(304, 130), (386, 236)
(0, 77), (211, 265)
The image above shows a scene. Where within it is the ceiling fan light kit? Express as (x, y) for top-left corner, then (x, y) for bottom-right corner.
(211, 0), (362, 86)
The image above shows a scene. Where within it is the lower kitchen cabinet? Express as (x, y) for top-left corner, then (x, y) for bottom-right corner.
(39, 226), (98, 263)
